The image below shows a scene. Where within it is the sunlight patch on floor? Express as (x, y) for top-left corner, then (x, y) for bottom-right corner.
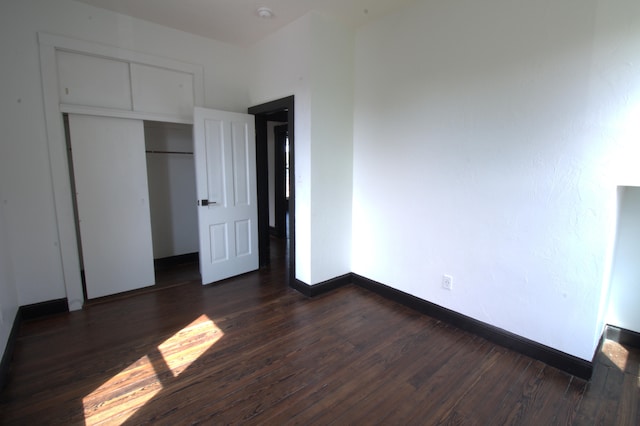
(602, 339), (629, 371)
(82, 354), (162, 425)
(82, 315), (223, 424)
(158, 314), (224, 377)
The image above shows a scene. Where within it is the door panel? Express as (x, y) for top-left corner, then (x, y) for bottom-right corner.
(194, 108), (258, 284)
(131, 63), (195, 119)
(204, 119), (226, 205)
(235, 220), (251, 256)
(232, 122), (250, 206)
(68, 114), (155, 299)
(210, 223), (228, 263)
(57, 51), (132, 110)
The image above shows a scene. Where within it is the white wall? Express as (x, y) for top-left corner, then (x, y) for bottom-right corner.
(249, 14), (313, 283)
(0, 0), (250, 307)
(145, 122), (198, 259)
(606, 187), (640, 333)
(308, 14), (354, 284)
(249, 12), (354, 285)
(352, 0), (640, 361)
(0, 195), (19, 358)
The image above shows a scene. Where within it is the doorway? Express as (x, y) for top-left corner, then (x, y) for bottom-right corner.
(249, 96), (295, 286)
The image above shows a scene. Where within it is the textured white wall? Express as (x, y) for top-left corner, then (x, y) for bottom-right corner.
(0, 0), (250, 306)
(249, 12), (354, 285)
(308, 14), (354, 284)
(352, 0), (640, 360)
(607, 187), (640, 333)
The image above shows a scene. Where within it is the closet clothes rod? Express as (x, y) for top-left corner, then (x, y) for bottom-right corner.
(145, 150), (193, 155)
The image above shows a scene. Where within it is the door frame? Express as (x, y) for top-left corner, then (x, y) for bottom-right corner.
(248, 96), (295, 286)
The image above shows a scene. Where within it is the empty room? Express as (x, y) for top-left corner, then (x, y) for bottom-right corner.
(1, 0), (639, 424)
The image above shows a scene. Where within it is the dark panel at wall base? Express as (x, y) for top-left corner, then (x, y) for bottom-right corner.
(0, 311), (22, 393)
(292, 274), (352, 298)
(0, 298), (69, 392)
(605, 325), (640, 348)
(350, 274), (593, 380)
(19, 298), (69, 321)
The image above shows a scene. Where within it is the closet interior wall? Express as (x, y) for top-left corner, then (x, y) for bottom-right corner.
(144, 121), (198, 260)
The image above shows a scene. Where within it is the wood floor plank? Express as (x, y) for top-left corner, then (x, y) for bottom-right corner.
(377, 334), (492, 423)
(506, 364), (573, 425)
(333, 321), (470, 424)
(252, 294), (434, 424)
(108, 291), (367, 423)
(1, 238), (639, 425)
(435, 352), (532, 425)
(614, 372), (640, 426)
(299, 328), (434, 423)
(405, 344), (503, 424)
(572, 360), (611, 426)
(552, 376), (588, 425)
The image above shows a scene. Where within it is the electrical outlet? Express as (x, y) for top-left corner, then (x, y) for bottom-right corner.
(442, 275), (453, 290)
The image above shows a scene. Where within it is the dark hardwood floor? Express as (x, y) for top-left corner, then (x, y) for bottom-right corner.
(1, 237), (638, 425)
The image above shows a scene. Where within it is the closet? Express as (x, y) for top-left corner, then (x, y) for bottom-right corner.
(43, 34), (203, 301)
(144, 122), (197, 261)
(65, 116), (198, 299)
(41, 34), (257, 308)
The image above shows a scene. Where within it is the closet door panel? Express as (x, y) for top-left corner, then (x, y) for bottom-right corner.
(131, 63), (194, 118)
(68, 115), (155, 299)
(57, 51), (132, 110)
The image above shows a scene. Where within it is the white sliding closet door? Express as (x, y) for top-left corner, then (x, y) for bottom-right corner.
(68, 114), (155, 299)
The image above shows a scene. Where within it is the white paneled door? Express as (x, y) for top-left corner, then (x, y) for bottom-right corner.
(193, 107), (259, 284)
(68, 114), (155, 299)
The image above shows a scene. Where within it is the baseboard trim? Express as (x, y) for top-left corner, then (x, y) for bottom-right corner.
(291, 274), (351, 297)
(154, 252), (198, 270)
(19, 298), (69, 321)
(0, 311), (22, 392)
(351, 273), (593, 380)
(605, 325), (640, 348)
(1, 298), (70, 392)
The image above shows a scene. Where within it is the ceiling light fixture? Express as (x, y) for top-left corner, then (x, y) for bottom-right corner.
(257, 7), (274, 19)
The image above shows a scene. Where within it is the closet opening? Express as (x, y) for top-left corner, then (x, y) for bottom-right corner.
(64, 115), (200, 302)
(143, 120), (200, 289)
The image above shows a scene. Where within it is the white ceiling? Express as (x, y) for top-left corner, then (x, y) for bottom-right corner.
(74, 0), (413, 47)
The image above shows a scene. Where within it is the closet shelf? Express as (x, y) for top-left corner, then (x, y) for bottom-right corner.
(145, 150), (193, 155)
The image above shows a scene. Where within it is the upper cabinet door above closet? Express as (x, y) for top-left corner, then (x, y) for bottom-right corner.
(56, 51), (132, 110)
(55, 49), (197, 121)
(131, 64), (194, 119)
